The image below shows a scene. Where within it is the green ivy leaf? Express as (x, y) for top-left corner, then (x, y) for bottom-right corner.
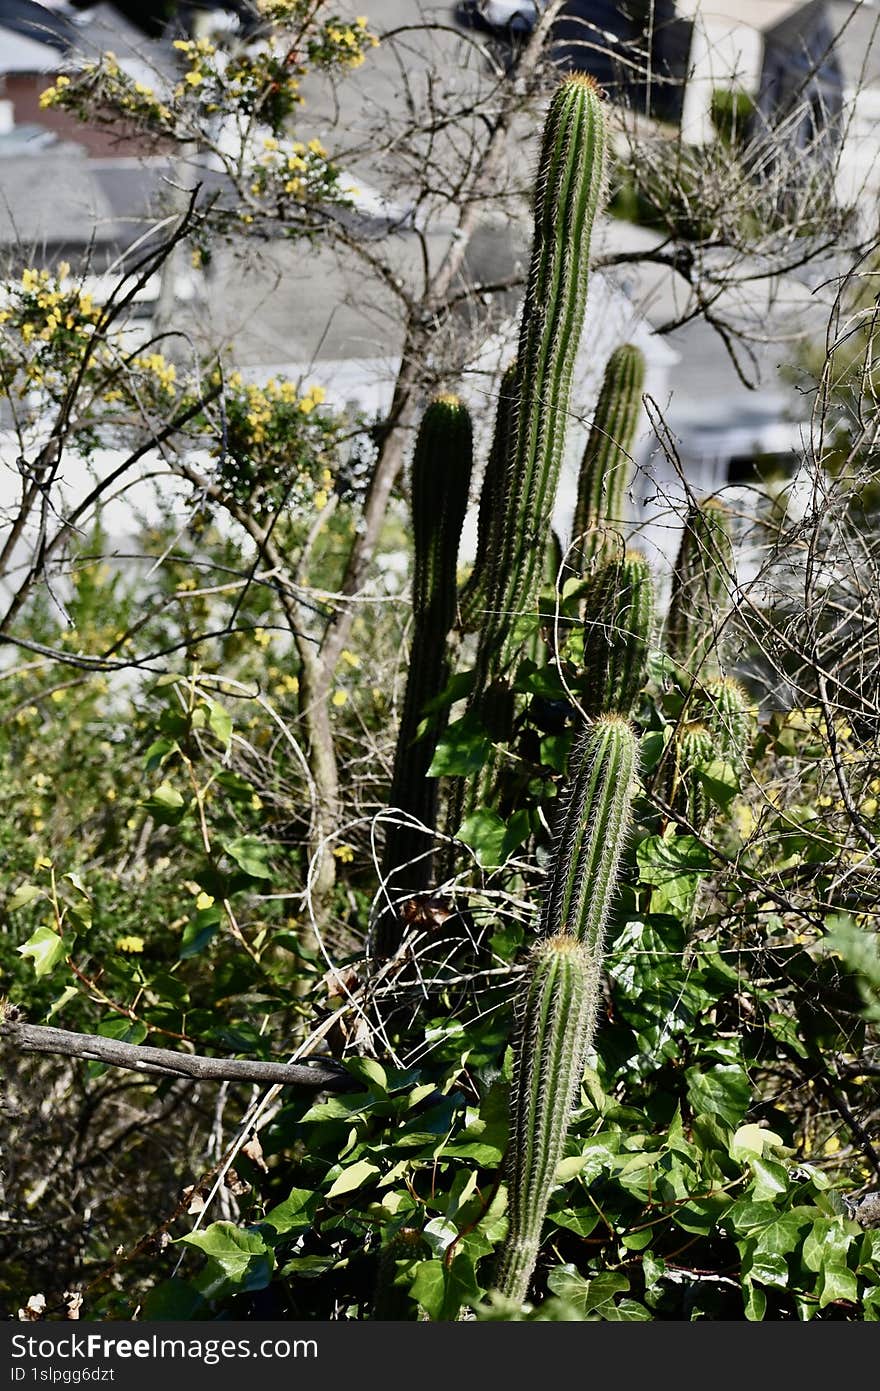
(17, 926), (67, 978)
(685, 1064), (751, 1128)
(180, 1222), (274, 1299)
(142, 781), (186, 825)
(456, 808), (529, 868)
(222, 836), (272, 880)
(546, 1265), (629, 1317)
(206, 699), (233, 746)
(8, 883), (44, 911)
(325, 1158), (380, 1199)
(410, 1253), (481, 1321)
(428, 714), (491, 777)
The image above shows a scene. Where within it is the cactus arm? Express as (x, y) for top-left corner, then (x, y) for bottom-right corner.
(475, 76), (608, 692)
(495, 935), (599, 1306)
(376, 395), (472, 951)
(665, 499), (735, 677)
(582, 550), (655, 717)
(540, 715), (639, 954)
(573, 343), (645, 569)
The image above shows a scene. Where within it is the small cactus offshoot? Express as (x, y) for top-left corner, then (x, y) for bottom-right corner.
(666, 498), (735, 677)
(581, 549), (654, 717)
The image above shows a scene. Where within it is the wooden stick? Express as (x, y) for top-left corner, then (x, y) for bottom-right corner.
(0, 1019), (356, 1091)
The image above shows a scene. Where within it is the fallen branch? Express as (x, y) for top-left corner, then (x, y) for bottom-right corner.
(0, 1018), (357, 1091)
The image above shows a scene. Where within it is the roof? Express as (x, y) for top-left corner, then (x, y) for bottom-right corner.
(0, 0), (75, 50)
(780, 0), (880, 86)
(0, 26), (62, 70)
(676, 1), (806, 27)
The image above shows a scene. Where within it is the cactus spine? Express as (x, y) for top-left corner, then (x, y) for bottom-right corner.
(582, 549), (654, 717)
(458, 360), (518, 634)
(573, 343), (645, 570)
(495, 935), (599, 1306)
(473, 75), (608, 693)
(496, 716), (639, 1303)
(666, 499), (735, 677)
(377, 395), (472, 953)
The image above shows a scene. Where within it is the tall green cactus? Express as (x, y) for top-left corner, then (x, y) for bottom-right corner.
(495, 716), (639, 1304)
(581, 549), (654, 717)
(572, 343), (645, 570)
(473, 75), (608, 694)
(495, 935), (599, 1306)
(666, 499), (735, 677)
(458, 360), (518, 634)
(376, 395), (472, 954)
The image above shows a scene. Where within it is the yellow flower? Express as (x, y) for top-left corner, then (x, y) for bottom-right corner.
(314, 488), (328, 510)
(333, 843), (355, 863)
(184, 69), (204, 86)
(253, 627), (272, 647)
(340, 649), (360, 668)
(195, 891), (215, 911)
(307, 138), (327, 157)
(116, 935), (145, 954)
(331, 689), (347, 707)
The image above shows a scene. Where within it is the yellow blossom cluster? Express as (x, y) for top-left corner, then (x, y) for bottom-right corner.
(318, 16), (379, 69)
(249, 136), (335, 204)
(40, 59), (173, 127)
(132, 351), (177, 396)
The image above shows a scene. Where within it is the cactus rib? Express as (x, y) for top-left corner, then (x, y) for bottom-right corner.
(458, 360), (518, 634)
(541, 715), (639, 953)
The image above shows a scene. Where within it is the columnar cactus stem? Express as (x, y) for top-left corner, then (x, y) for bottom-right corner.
(495, 717), (639, 1304)
(582, 549), (654, 717)
(458, 360), (518, 634)
(572, 343), (645, 570)
(539, 715), (639, 953)
(376, 395), (472, 954)
(474, 75), (608, 693)
(666, 499), (735, 677)
(495, 935), (599, 1306)
(665, 721), (715, 832)
(696, 675), (752, 762)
